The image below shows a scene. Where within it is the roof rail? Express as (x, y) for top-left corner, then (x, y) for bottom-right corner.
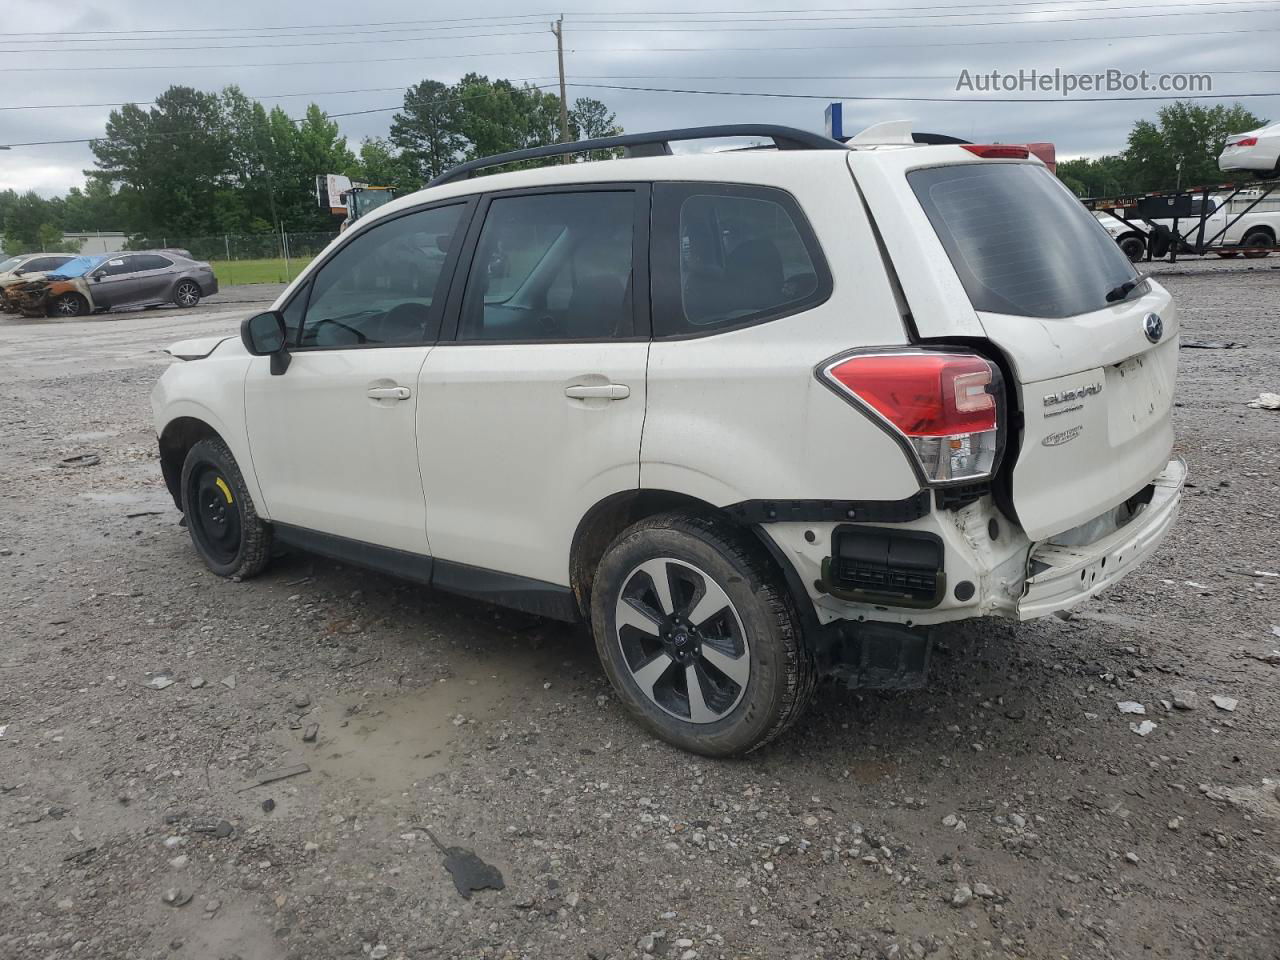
(427, 124), (845, 186)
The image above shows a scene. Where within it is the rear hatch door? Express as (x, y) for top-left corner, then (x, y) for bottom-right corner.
(850, 149), (1178, 540)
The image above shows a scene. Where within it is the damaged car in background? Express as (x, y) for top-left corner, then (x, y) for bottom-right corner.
(9, 250), (219, 318)
(0, 253), (76, 312)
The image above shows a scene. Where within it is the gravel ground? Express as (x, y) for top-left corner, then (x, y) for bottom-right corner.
(1, 268), (1278, 960)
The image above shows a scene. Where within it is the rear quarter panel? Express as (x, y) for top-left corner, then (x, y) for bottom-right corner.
(641, 155), (922, 505)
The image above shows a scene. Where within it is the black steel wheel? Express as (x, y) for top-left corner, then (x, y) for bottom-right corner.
(591, 513), (816, 756)
(175, 280), (202, 308)
(179, 437), (272, 578)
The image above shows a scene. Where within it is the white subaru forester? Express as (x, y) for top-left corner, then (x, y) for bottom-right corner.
(152, 124), (1185, 756)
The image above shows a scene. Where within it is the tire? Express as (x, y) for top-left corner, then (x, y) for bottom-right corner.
(179, 437), (272, 579)
(50, 293), (88, 318)
(174, 280), (202, 308)
(1118, 235), (1146, 262)
(1216, 251), (1240, 258)
(590, 513), (817, 757)
(1241, 229), (1274, 259)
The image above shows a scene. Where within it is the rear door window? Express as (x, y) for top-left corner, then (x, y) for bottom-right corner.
(456, 189), (641, 342)
(132, 255), (174, 271)
(908, 162), (1139, 318)
(652, 183), (830, 337)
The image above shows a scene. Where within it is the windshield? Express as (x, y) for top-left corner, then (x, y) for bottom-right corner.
(49, 255), (108, 278)
(0, 256), (25, 273)
(909, 162), (1140, 318)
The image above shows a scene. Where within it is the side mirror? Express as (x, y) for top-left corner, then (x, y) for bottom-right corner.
(240, 310), (291, 375)
(91, 271), (105, 281)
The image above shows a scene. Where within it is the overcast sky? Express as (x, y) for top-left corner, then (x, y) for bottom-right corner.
(2, 0), (1278, 196)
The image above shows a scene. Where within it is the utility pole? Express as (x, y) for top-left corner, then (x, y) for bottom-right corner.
(551, 15), (570, 162)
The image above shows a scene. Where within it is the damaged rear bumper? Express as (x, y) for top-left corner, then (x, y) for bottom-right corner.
(1017, 457), (1186, 620)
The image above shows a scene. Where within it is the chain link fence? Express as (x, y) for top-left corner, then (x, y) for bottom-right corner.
(125, 231), (340, 287)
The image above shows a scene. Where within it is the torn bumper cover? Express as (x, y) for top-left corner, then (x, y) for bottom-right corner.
(10, 279), (55, 317)
(1017, 457), (1186, 620)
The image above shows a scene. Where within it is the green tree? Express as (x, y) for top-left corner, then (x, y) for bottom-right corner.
(390, 79), (466, 183)
(353, 138), (419, 195)
(91, 86), (234, 237)
(1055, 155), (1135, 198)
(60, 179), (124, 232)
(3, 191), (59, 251)
(1125, 101), (1266, 192)
(568, 96), (624, 160)
(452, 75), (560, 159)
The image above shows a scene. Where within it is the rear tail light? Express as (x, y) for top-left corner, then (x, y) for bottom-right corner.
(1233, 136), (1258, 147)
(961, 144), (1030, 160)
(821, 351), (1003, 482)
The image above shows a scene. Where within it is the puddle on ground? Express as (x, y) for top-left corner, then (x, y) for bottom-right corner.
(285, 666), (537, 793)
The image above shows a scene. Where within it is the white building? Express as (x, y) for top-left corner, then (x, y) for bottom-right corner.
(61, 232), (129, 254)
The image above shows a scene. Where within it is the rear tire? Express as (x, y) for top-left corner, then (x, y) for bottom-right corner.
(179, 437), (272, 579)
(50, 293), (88, 318)
(590, 513), (817, 757)
(1242, 228), (1274, 259)
(175, 280), (202, 308)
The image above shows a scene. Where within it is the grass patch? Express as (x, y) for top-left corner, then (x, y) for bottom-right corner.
(209, 257), (316, 287)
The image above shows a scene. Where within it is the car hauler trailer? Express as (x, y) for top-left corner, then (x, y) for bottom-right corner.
(1086, 175), (1280, 262)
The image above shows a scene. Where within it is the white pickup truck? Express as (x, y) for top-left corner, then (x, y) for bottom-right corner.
(1096, 192), (1280, 259)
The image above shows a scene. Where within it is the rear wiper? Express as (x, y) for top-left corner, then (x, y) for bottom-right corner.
(1105, 274), (1148, 303)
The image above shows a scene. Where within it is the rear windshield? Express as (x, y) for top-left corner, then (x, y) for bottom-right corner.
(909, 162), (1139, 318)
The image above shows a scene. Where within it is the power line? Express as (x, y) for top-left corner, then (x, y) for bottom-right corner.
(563, 24), (1280, 53)
(561, 0), (1278, 13)
(0, 47), (556, 73)
(4, 0), (1263, 40)
(568, 80), (1280, 102)
(0, 80), (559, 113)
(9, 1), (1275, 51)
(568, 8), (1280, 32)
(0, 28), (550, 55)
(11, 0), (1275, 46)
(2, 12), (559, 38)
(8, 18), (1277, 73)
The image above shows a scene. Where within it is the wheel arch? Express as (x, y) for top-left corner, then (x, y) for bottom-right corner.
(158, 416), (223, 509)
(174, 276), (205, 297)
(1242, 223), (1276, 241)
(568, 489), (817, 631)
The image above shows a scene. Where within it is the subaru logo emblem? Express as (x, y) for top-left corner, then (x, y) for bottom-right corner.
(1143, 313), (1164, 343)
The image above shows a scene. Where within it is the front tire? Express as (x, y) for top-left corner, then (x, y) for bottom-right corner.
(1118, 235), (1146, 262)
(179, 437), (272, 579)
(50, 293), (88, 318)
(590, 513), (817, 757)
(175, 280), (202, 308)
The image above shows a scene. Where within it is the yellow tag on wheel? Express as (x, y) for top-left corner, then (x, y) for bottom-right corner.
(214, 477), (234, 504)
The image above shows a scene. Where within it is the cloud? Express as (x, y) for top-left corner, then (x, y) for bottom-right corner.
(1, 0), (1276, 196)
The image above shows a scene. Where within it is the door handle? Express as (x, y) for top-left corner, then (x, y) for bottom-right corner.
(565, 383), (629, 400)
(367, 386), (411, 400)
